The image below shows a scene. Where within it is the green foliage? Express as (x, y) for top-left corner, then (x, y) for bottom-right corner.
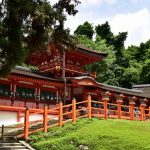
(140, 59), (150, 83)
(125, 40), (150, 85)
(76, 20), (150, 87)
(29, 118), (150, 150)
(121, 67), (140, 88)
(0, 0), (80, 76)
(76, 35), (117, 85)
(74, 21), (94, 39)
(95, 21), (114, 45)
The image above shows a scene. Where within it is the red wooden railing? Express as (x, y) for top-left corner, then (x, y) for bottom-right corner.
(0, 95), (150, 140)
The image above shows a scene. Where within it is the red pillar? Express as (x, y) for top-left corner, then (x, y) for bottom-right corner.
(103, 91), (110, 120)
(117, 100), (123, 119)
(72, 97), (76, 124)
(117, 94), (124, 119)
(10, 81), (16, 106)
(59, 101), (63, 127)
(24, 108), (29, 140)
(103, 99), (108, 119)
(35, 85), (41, 108)
(88, 95), (91, 119)
(129, 103), (135, 121)
(17, 110), (21, 122)
(43, 105), (48, 132)
(140, 98), (147, 121)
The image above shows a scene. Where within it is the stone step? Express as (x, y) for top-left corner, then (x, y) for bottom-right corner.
(0, 145), (26, 149)
(0, 143), (22, 146)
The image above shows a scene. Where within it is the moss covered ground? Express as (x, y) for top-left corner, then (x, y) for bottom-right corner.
(29, 118), (150, 150)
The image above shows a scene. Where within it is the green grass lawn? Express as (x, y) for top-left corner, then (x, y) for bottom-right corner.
(29, 118), (150, 150)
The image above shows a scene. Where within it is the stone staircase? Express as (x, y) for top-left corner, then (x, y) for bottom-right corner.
(0, 139), (34, 150)
(3, 119), (58, 138)
(0, 119), (58, 150)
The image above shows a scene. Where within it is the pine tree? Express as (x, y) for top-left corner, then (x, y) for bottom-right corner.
(0, 0), (80, 76)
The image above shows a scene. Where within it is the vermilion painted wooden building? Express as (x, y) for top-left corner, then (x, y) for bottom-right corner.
(0, 44), (149, 125)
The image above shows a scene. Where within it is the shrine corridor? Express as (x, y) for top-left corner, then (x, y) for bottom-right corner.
(0, 95), (150, 140)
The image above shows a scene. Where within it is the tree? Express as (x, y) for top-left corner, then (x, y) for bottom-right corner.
(74, 21), (94, 39)
(95, 21), (113, 45)
(140, 59), (150, 83)
(76, 35), (117, 85)
(113, 32), (128, 67)
(0, 0), (80, 76)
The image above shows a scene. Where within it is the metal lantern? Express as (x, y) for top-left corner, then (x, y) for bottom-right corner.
(117, 94), (124, 104)
(140, 98), (147, 107)
(103, 91), (110, 101)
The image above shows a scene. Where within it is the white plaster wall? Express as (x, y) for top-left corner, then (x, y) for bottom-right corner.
(0, 111), (58, 126)
(0, 111), (17, 126)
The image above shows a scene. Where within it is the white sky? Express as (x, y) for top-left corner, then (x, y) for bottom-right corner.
(1, 0), (150, 47)
(50, 0), (150, 47)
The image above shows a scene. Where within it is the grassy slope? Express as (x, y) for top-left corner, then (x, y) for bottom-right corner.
(29, 118), (150, 150)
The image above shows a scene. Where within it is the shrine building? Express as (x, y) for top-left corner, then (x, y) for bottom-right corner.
(0, 44), (149, 125)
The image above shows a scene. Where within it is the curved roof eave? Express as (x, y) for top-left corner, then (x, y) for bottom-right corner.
(67, 76), (149, 98)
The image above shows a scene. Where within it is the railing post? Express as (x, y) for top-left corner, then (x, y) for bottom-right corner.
(129, 103), (134, 120)
(43, 105), (48, 132)
(59, 101), (63, 127)
(72, 97), (76, 124)
(140, 105), (145, 121)
(88, 94), (91, 119)
(17, 111), (21, 122)
(24, 108), (29, 140)
(140, 98), (147, 121)
(117, 94), (124, 119)
(103, 99), (108, 120)
(102, 91), (110, 120)
(130, 96), (136, 120)
(117, 102), (122, 119)
(1, 124), (4, 140)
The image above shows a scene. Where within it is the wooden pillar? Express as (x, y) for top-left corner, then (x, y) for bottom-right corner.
(117, 94), (124, 119)
(72, 97), (76, 124)
(59, 101), (63, 127)
(140, 98), (147, 121)
(43, 105), (48, 132)
(57, 87), (62, 103)
(35, 85), (41, 109)
(10, 81), (16, 106)
(117, 102), (122, 119)
(129, 102), (135, 121)
(88, 94), (91, 119)
(103, 91), (110, 120)
(103, 99), (108, 119)
(24, 108), (29, 140)
(56, 90), (59, 104)
(17, 110), (21, 122)
(129, 96), (136, 120)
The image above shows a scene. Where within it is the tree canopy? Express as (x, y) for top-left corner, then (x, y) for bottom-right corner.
(75, 21), (150, 88)
(0, 0), (80, 76)
(74, 21), (94, 39)
(1, 1), (150, 88)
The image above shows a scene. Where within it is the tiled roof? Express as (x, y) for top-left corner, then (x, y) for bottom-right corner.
(67, 76), (149, 98)
(77, 44), (108, 57)
(133, 84), (150, 88)
(11, 66), (63, 82)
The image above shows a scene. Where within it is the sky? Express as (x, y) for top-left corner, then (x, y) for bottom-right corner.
(51, 0), (150, 47)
